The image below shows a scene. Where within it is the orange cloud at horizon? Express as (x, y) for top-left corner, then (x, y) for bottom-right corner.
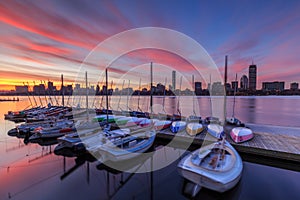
(0, 70), (75, 91)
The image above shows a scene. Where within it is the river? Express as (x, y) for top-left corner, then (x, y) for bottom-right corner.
(0, 96), (299, 199)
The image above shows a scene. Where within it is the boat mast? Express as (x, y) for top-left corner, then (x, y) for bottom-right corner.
(105, 68), (109, 123)
(209, 74), (212, 116)
(61, 74), (64, 107)
(126, 79), (131, 111)
(192, 75), (196, 116)
(223, 55), (228, 123)
(232, 73), (237, 118)
(34, 81), (43, 107)
(177, 76), (182, 116)
(28, 82), (38, 107)
(85, 71), (89, 120)
(23, 82), (33, 108)
(162, 77), (167, 114)
(109, 80), (113, 111)
(137, 78), (142, 112)
(50, 80), (59, 106)
(41, 80), (47, 107)
(44, 80), (54, 106)
(150, 62), (153, 114)
(117, 80), (125, 111)
(66, 83), (73, 107)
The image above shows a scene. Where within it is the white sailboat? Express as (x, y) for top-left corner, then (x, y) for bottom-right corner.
(207, 123), (224, 139)
(177, 136), (243, 193)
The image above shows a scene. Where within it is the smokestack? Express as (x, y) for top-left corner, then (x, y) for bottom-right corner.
(224, 55), (228, 84)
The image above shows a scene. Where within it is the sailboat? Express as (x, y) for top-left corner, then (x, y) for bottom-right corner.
(154, 77), (172, 131)
(177, 135), (243, 193)
(186, 75), (204, 136)
(207, 123), (224, 139)
(170, 76), (187, 133)
(87, 129), (155, 162)
(86, 66), (156, 162)
(226, 73), (254, 143)
(226, 73), (245, 127)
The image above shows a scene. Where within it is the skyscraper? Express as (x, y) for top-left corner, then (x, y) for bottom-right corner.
(240, 75), (249, 90)
(195, 82), (202, 95)
(172, 71), (176, 92)
(231, 81), (238, 92)
(48, 81), (54, 92)
(249, 64), (257, 91)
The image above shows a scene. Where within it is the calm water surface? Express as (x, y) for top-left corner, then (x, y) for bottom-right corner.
(0, 96), (300, 199)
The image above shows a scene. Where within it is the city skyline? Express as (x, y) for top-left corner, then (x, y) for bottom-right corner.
(1, 1), (300, 90)
(5, 64), (300, 96)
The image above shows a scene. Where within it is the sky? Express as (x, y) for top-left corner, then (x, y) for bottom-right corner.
(0, 0), (300, 91)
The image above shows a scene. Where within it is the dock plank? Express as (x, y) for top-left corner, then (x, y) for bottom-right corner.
(157, 128), (300, 164)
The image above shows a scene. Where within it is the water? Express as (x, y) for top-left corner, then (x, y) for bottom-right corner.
(0, 96), (300, 199)
(76, 95), (300, 127)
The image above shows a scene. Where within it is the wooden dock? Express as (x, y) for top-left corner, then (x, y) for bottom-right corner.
(156, 125), (300, 172)
(0, 98), (19, 102)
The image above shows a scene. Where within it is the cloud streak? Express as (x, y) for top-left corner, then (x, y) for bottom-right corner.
(0, 0), (300, 90)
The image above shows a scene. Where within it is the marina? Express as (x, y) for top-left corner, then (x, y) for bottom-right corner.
(1, 1), (300, 199)
(1, 95), (300, 199)
(157, 125), (300, 172)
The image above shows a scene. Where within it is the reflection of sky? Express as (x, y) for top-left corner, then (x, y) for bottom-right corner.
(1, 0), (300, 90)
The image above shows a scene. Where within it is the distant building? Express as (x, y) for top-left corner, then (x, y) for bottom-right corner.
(172, 71), (176, 92)
(102, 85), (107, 95)
(75, 84), (80, 90)
(240, 75), (249, 90)
(33, 84), (45, 94)
(156, 83), (165, 95)
(96, 84), (100, 95)
(47, 81), (54, 92)
(262, 81), (285, 92)
(15, 85), (28, 94)
(195, 82), (202, 95)
(141, 88), (148, 94)
(211, 82), (224, 95)
(290, 82), (299, 90)
(168, 84), (173, 92)
(231, 81), (238, 92)
(66, 85), (73, 95)
(89, 85), (95, 94)
(249, 64), (257, 91)
(108, 88), (113, 95)
(225, 83), (231, 92)
(123, 87), (133, 95)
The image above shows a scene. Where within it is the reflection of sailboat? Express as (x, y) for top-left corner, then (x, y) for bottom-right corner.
(177, 136), (243, 193)
(96, 148), (153, 174)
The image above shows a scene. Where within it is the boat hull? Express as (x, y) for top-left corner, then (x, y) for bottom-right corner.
(186, 123), (204, 136)
(207, 124), (224, 139)
(170, 121), (187, 133)
(178, 167), (242, 193)
(230, 127), (254, 143)
(91, 131), (155, 162)
(177, 142), (243, 193)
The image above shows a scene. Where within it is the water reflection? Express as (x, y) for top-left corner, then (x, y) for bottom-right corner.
(1, 96), (300, 199)
(245, 97), (256, 124)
